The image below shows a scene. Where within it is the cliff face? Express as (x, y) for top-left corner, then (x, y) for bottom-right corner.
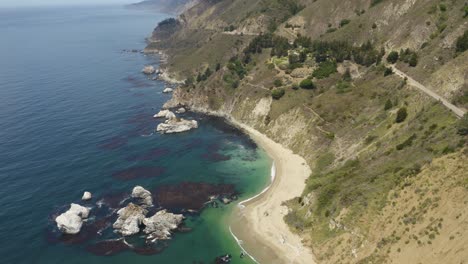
(149, 0), (468, 262)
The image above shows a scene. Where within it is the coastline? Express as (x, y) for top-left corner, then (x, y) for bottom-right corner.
(228, 120), (316, 264)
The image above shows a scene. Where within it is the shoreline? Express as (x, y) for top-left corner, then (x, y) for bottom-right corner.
(228, 120), (316, 264)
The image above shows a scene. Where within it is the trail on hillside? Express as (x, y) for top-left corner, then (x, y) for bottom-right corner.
(390, 65), (466, 118)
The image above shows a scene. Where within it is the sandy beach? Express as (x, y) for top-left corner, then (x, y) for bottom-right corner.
(229, 121), (316, 264)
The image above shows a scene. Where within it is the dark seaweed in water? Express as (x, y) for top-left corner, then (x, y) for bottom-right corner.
(122, 75), (151, 88)
(86, 239), (129, 256)
(153, 182), (236, 211)
(204, 116), (257, 150)
(97, 136), (128, 150)
(125, 147), (170, 161)
(111, 166), (165, 180)
(201, 152), (231, 162)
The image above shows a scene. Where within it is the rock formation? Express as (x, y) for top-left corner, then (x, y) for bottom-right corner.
(142, 65), (156, 75)
(175, 107), (186, 114)
(131, 186), (153, 207)
(153, 109), (176, 119)
(156, 118), (198, 134)
(163, 87), (173, 93)
(55, 203), (90, 234)
(113, 203), (147, 236)
(143, 210), (184, 243)
(82, 191), (92, 201)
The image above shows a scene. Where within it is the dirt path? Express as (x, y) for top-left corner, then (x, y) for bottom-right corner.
(390, 65), (466, 118)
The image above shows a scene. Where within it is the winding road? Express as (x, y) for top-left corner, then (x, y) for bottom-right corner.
(389, 65), (466, 118)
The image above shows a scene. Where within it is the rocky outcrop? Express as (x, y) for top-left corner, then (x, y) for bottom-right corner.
(154, 109), (174, 119)
(55, 203), (90, 234)
(143, 210), (184, 243)
(113, 203), (147, 236)
(82, 191), (92, 201)
(131, 186), (153, 207)
(142, 65), (156, 75)
(163, 88), (173, 93)
(175, 107), (186, 114)
(156, 118), (198, 134)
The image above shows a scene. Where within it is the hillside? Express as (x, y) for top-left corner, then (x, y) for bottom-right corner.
(145, 0), (468, 263)
(128, 0), (194, 14)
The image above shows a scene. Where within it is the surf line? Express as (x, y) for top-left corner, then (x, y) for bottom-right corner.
(229, 162), (276, 264)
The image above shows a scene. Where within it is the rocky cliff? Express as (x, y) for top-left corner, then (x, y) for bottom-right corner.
(148, 0), (468, 262)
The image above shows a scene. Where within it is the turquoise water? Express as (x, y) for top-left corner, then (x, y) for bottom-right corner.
(0, 5), (270, 264)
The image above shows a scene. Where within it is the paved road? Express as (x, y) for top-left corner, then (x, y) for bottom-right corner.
(390, 65), (466, 118)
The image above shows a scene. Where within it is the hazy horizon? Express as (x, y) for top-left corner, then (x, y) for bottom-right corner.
(0, 0), (137, 8)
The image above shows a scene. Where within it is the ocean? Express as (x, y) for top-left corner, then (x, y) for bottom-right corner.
(0, 5), (271, 264)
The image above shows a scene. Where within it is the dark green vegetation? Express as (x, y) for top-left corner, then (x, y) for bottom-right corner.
(395, 107), (408, 123)
(456, 29), (468, 53)
(299, 78), (315, 89)
(387, 51), (399, 64)
(271, 88), (286, 99)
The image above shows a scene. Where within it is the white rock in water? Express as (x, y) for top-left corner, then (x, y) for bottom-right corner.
(175, 107), (186, 114)
(131, 186), (153, 207)
(55, 203), (90, 234)
(82, 191), (92, 201)
(142, 65), (156, 75)
(153, 110), (176, 120)
(162, 88), (173, 93)
(143, 210), (184, 242)
(113, 203), (147, 236)
(156, 119), (198, 134)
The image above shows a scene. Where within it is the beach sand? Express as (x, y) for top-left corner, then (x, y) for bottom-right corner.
(229, 121), (316, 264)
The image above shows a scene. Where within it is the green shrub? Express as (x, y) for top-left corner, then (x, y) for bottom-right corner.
(274, 79), (283, 87)
(396, 134), (417, 150)
(439, 4), (447, 12)
(384, 99), (393, 110)
(291, 83), (299, 90)
(395, 107), (408, 123)
(384, 67), (393, 76)
(312, 60), (337, 79)
(387, 51), (399, 64)
(456, 114), (468, 135)
(271, 88), (285, 99)
(409, 53), (418, 67)
(299, 78), (316, 89)
(455, 29), (468, 53)
(340, 19), (351, 27)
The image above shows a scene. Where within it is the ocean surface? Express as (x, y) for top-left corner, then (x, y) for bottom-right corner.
(0, 5), (270, 264)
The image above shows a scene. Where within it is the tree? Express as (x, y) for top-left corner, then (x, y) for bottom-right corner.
(395, 107), (408, 123)
(215, 63), (221, 71)
(384, 99), (393, 110)
(299, 79), (315, 89)
(299, 51), (307, 63)
(387, 51), (399, 64)
(271, 88), (285, 99)
(409, 53), (418, 67)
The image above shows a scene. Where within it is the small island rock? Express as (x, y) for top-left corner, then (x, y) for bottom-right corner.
(113, 203), (148, 236)
(131, 186), (153, 207)
(162, 88), (173, 93)
(175, 107), (186, 114)
(143, 210), (184, 243)
(55, 203), (90, 234)
(156, 119), (198, 134)
(153, 110), (175, 120)
(82, 191), (92, 201)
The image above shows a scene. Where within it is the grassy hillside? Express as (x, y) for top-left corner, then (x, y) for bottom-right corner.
(146, 0), (468, 262)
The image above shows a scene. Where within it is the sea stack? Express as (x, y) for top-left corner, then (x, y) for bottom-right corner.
(82, 191), (92, 201)
(142, 65), (156, 75)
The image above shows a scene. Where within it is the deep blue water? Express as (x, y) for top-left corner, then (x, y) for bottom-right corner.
(0, 6), (270, 264)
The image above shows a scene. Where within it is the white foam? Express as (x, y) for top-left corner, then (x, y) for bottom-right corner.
(238, 162), (275, 208)
(229, 226), (259, 264)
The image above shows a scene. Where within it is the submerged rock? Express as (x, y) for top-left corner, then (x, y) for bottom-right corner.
(82, 191), (92, 201)
(142, 65), (155, 75)
(131, 186), (153, 207)
(156, 119), (198, 134)
(162, 88), (173, 93)
(143, 210), (184, 243)
(55, 203), (90, 234)
(113, 203), (147, 236)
